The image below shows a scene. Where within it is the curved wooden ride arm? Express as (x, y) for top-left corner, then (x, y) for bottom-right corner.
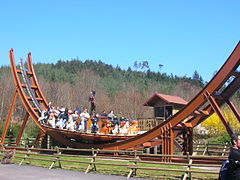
(26, 53), (48, 110)
(9, 49), (45, 132)
(101, 41), (240, 150)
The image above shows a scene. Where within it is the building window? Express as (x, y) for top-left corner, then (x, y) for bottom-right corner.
(155, 107), (164, 117)
(154, 106), (173, 119)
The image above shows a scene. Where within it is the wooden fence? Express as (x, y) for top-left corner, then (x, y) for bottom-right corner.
(193, 143), (230, 156)
(0, 145), (221, 179)
(0, 137), (231, 157)
(0, 137), (36, 147)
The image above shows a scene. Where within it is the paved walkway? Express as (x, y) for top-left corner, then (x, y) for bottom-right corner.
(0, 164), (147, 180)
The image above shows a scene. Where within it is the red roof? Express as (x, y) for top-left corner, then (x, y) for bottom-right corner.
(143, 93), (188, 106)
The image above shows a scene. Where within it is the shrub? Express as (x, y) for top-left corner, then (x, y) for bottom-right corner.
(207, 132), (231, 144)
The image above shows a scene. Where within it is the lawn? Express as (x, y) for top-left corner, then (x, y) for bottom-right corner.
(0, 151), (219, 180)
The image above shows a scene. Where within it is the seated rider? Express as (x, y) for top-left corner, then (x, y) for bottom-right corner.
(99, 110), (108, 117)
(66, 110), (74, 131)
(80, 109), (90, 132)
(38, 109), (48, 124)
(59, 108), (68, 129)
(47, 113), (56, 128)
(90, 113), (99, 133)
(72, 110), (79, 130)
(107, 110), (115, 121)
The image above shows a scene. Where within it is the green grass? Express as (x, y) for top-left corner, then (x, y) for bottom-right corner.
(1, 151), (219, 180)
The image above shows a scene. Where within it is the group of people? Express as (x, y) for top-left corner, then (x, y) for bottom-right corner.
(38, 103), (140, 135)
(38, 102), (96, 132)
(99, 110), (140, 135)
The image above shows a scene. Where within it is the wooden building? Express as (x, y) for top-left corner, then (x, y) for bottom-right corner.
(143, 93), (188, 120)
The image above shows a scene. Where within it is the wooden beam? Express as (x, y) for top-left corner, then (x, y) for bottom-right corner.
(226, 100), (240, 123)
(205, 91), (235, 137)
(15, 112), (29, 146)
(0, 89), (17, 144)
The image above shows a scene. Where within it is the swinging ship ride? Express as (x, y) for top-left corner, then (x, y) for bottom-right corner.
(1, 41), (240, 154)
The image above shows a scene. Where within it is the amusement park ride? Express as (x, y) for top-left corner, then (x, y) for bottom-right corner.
(1, 41), (240, 155)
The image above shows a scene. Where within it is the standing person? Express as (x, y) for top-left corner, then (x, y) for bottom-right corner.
(80, 109), (90, 132)
(88, 90), (96, 114)
(228, 134), (240, 180)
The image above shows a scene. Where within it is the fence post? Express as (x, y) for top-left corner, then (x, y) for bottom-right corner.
(221, 142), (228, 156)
(85, 148), (97, 173)
(182, 152), (192, 180)
(19, 147), (31, 165)
(56, 147), (62, 168)
(203, 144), (208, 155)
(127, 156), (139, 179)
(49, 147), (62, 169)
(195, 143), (200, 155)
(134, 150), (137, 158)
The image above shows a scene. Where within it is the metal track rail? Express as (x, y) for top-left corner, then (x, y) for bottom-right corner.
(19, 59), (42, 113)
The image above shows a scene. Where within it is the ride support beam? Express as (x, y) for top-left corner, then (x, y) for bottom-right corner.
(161, 124), (174, 160)
(205, 91), (235, 137)
(0, 89), (18, 144)
(34, 130), (47, 148)
(187, 128), (193, 155)
(15, 112), (29, 146)
(169, 124), (174, 156)
(226, 100), (240, 123)
(182, 128), (193, 155)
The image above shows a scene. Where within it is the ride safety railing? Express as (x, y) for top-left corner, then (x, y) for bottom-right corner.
(0, 145), (222, 179)
(137, 117), (164, 131)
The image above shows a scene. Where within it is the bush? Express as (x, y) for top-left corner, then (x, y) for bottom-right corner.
(0, 121), (39, 139)
(0, 122), (20, 139)
(23, 122), (39, 138)
(207, 132), (231, 144)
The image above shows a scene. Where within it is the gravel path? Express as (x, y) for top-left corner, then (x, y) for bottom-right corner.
(0, 163), (147, 180)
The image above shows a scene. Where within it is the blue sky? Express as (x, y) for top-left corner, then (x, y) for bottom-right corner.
(0, 0), (239, 82)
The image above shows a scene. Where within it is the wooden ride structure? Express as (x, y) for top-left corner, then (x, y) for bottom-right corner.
(1, 41), (240, 155)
